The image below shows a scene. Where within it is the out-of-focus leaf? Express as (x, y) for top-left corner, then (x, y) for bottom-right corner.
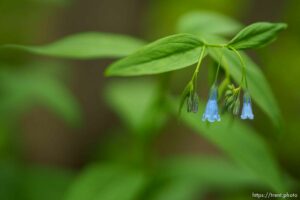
(1, 32), (146, 59)
(208, 48), (281, 127)
(228, 22), (287, 50)
(148, 180), (200, 200)
(0, 161), (74, 200)
(64, 164), (147, 200)
(22, 166), (74, 200)
(0, 62), (81, 125)
(30, 0), (71, 6)
(150, 156), (264, 200)
(159, 156), (262, 188)
(177, 11), (242, 37)
(104, 79), (167, 137)
(0, 161), (22, 200)
(105, 34), (204, 76)
(170, 99), (287, 192)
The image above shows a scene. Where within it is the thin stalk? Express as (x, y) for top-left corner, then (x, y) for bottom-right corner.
(213, 50), (223, 85)
(194, 45), (206, 75)
(229, 47), (248, 88)
(206, 43), (226, 48)
(192, 45), (206, 88)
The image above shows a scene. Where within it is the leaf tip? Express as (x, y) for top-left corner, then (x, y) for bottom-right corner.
(278, 22), (288, 30)
(104, 67), (113, 77)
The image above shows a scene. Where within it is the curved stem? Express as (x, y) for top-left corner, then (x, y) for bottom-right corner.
(213, 49), (223, 85)
(194, 45), (206, 74)
(229, 47), (248, 88)
(192, 45), (206, 90)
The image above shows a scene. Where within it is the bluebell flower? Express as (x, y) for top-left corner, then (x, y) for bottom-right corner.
(241, 93), (254, 120)
(202, 87), (221, 122)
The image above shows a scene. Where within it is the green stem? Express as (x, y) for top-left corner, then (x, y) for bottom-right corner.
(213, 50), (223, 85)
(229, 47), (248, 88)
(206, 43), (226, 48)
(191, 45), (206, 91)
(194, 45), (206, 75)
(222, 53), (230, 80)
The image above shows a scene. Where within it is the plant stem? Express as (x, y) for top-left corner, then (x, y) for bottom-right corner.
(206, 43), (226, 48)
(213, 50), (223, 85)
(192, 45), (206, 89)
(229, 47), (248, 88)
(195, 45), (206, 74)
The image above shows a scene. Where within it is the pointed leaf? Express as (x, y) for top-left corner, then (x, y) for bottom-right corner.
(64, 164), (147, 200)
(104, 80), (167, 136)
(1, 32), (146, 59)
(0, 62), (81, 125)
(228, 22), (287, 50)
(106, 34), (204, 76)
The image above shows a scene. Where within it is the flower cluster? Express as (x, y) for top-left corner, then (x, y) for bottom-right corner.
(200, 84), (254, 123)
(182, 45), (254, 123)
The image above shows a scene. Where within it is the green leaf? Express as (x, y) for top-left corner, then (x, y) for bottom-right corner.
(170, 99), (287, 192)
(177, 11), (242, 36)
(150, 156), (266, 200)
(104, 79), (167, 137)
(0, 62), (81, 126)
(148, 180), (199, 200)
(208, 48), (281, 127)
(0, 162), (74, 200)
(0, 161), (22, 200)
(228, 22), (287, 50)
(105, 34), (204, 76)
(1, 32), (146, 59)
(64, 164), (147, 200)
(22, 166), (74, 200)
(159, 156), (262, 188)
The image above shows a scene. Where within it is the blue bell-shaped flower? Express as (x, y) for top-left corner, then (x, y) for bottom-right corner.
(241, 92), (254, 120)
(202, 86), (221, 122)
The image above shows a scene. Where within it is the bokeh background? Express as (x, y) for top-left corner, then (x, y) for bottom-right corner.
(0, 0), (299, 199)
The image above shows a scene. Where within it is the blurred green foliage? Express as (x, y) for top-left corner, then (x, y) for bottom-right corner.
(0, 0), (299, 200)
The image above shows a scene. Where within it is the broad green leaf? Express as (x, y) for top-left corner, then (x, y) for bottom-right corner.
(64, 164), (147, 200)
(159, 156), (262, 188)
(1, 32), (146, 59)
(177, 11), (242, 36)
(0, 62), (81, 125)
(22, 166), (74, 200)
(104, 79), (167, 137)
(0, 162), (73, 200)
(170, 99), (287, 192)
(228, 22), (287, 50)
(0, 161), (22, 200)
(105, 34), (204, 76)
(148, 180), (199, 200)
(208, 47), (281, 127)
(150, 156), (265, 200)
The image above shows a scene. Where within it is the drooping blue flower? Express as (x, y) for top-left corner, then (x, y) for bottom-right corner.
(202, 86), (221, 122)
(241, 93), (254, 120)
